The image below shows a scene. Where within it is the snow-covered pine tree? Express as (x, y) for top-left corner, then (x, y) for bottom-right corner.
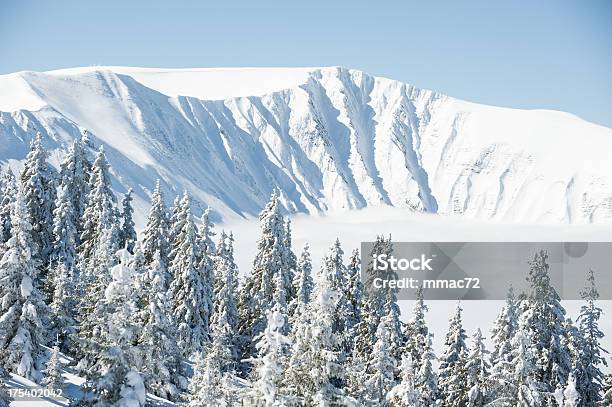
(465, 328), (490, 407)
(141, 180), (170, 269)
(415, 334), (438, 406)
(197, 206), (216, 262)
(75, 224), (118, 371)
(438, 303), (469, 407)
(211, 231), (240, 370)
(345, 248), (362, 349)
(387, 354), (423, 407)
(289, 243), (314, 322)
(403, 287), (429, 373)
(58, 133), (92, 242)
(283, 218), (297, 300)
(489, 287), (518, 368)
(574, 269), (608, 407)
(49, 262), (76, 353)
(52, 185), (78, 272)
(78, 146), (117, 264)
(42, 341), (64, 392)
(284, 270), (353, 405)
(185, 351), (226, 406)
(118, 189), (137, 253)
(250, 305), (291, 406)
(0, 190), (48, 382)
(78, 249), (146, 407)
(508, 327), (547, 407)
(20, 132), (57, 269)
(520, 250), (571, 398)
(139, 250), (185, 401)
(237, 191), (292, 365)
(167, 195), (184, 266)
(319, 239), (355, 353)
(0, 169), (17, 244)
(169, 192), (213, 357)
(362, 313), (398, 405)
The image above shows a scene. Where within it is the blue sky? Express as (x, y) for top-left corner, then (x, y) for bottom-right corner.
(1, 0), (611, 127)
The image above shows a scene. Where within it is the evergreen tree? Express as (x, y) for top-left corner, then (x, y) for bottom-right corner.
(0, 191), (48, 382)
(250, 306), (290, 406)
(185, 351), (226, 406)
(465, 329), (490, 407)
(282, 218), (297, 300)
(600, 374), (612, 406)
(169, 192), (213, 357)
(387, 354), (423, 407)
(345, 248), (362, 349)
(520, 251), (571, 398)
(0, 169), (16, 244)
(197, 206), (216, 261)
(438, 303), (469, 407)
(0, 366), (12, 407)
(211, 231), (240, 370)
(237, 191), (292, 365)
(574, 269), (608, 406)
(509, 328), (547, 407)
(141, 180), (170, 269)
(42, 342), (64, 391)
(167, 195), (184, 266)
(489, 287), (518, 369)
(362, 313), (398, 405)
(20, 133), (57, 268)
(404, 287), (429, 372)
(118, 189), (137, 253)
(284, 271), (352, 405)
(58, 133), (92, 241)
(139, 251), (185, 401)
(415, 335), (438, 406)
(52, 185), (78, 271)
(289, 243), (314, 321)
(49, 262), (76, 353)
(78, 249), (145, 407)
(78, 146), (117, 264)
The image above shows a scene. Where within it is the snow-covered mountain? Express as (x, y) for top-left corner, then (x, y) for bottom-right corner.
(1, 66), (612, 224)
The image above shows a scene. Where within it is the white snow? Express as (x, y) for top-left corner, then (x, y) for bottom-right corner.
(2, 66), (612, 225)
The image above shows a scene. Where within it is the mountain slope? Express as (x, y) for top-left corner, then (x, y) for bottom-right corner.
(1, 66), (611, 224)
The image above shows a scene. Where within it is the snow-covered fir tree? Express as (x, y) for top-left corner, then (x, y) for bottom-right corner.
(19, 133), (57, 268)
(185, 351), (225, 406)
(387, 354), (423, 407)
(141, 180), (170, 269)
(169, 192), (213, 357)
(574, 269), (608, 406)
(49, 262), (76, 353)
(403, 287), (429, 373)
(0, 169), (17, 244)
(58, 133), (92, 241)
(415, 334), (438, 406)
(118, 189), (137, 253)
(0, 190), (48, 382)
(465, 328), (490, 407)
(507, 327), (547, 407)
(78, 146), (117, 264)
(289, 243), (314, 321)
(197, 206), (216, 262)
(344, 248), (362, 349)
(438, 303), (469, 407)
(138, 250), (185, 401)
(211, 231), (240, 370)
(75, 224), (118, 370)
(167, 195), (185, 266)
(78, 249), (146, 407)
(250, 305), (291, 406)
(284, 270), (353, 406)
(362, 313), (398, 405)
(42, 341), (64, 391)
(238, 191), (293, 365)
(52, 185), (78, 271)
(520, 250), (571, 398)
(282, 218), (297, 299)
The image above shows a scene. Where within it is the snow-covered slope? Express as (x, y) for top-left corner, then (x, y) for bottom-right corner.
(1, 66), (612, 224)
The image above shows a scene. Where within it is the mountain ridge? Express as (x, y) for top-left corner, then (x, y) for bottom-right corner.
(1, 66), (611, 225)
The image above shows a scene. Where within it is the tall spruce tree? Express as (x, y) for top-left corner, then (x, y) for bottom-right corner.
(58, 133), (92, 242)
(0, 191), (48, 382)
(141, 180), (170, 268)
(169, 192), (213, 357)
(362, 313), (398, 405)
(438, 303), (469, 407)
(289, 243), (314, 322)
(20, 133), (57, 269)
(575, 269), (608, 406)
(118, 189), (137, 253)
(237, 191), (292, 364)
(416, 334), (438, 406)
(404, 287), (430, 373)
(465, 328), (490, 407)
(139, 251), (185, 401)
(0, 169), (17, 244)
